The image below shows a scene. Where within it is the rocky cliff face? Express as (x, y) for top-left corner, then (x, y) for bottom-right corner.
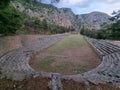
(81, 11), (111, 30)
(12, 0), (111, 32)
(12, 0), (82, 32)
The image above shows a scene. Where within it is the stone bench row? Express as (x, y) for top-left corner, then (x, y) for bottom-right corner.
(85, 37), (120, 57)
(0, 49), (40, 81)
(83, 52), (120, 84)
(22, 34), (69, 52)
(55, 36), (120, 89)
(82, 37), (120, 85)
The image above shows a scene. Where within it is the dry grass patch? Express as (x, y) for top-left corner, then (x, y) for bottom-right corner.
(46, 34), (87, 54)
(30, 34), (100, 75)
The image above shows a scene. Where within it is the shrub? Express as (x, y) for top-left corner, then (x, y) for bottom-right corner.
(0, 6), (23, 36)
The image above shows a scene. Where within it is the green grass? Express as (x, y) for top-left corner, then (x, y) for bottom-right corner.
(38, 56), (54, 70)
(73, 65), (89, 74)
(46, 35), (87, 53)
(56, 62), (72, 70)
(38, 57), (90, 74)
(37, 35), (90, 74)
(55, 62), (89, 74)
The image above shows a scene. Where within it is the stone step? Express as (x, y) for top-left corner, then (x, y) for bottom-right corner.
(83, 36), (120, 85)
(93, 43), (109, 55)
(98, 41), (120, 52)
(96, 42), (115, 54)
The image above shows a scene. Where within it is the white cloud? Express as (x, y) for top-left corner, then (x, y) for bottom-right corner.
(59, 0), (120, 8)
(105, 0), (117, 3)
(59, 0), (90, 7)
(54, 0), (120, 15)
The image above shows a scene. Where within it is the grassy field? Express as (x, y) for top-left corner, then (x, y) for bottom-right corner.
(38, 56), (55, 70)
(32, 34), (100, 74)
(46, 34), (87, 54)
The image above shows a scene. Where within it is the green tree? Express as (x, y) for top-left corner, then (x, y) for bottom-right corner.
(109, 10), (120, 39)
(42, 19), (48, 29)
(0, 0), (11, 8)
(0, 6), (23, 36)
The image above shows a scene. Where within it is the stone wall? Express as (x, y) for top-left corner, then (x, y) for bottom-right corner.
(0, 35), (48, 57)
(0, 33), (69, 81)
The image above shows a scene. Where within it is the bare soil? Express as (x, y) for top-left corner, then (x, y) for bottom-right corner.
(19, 34), (48, 42)
(0, 78), (119, 90)
(62, 79), (120, 90)
(30, 42), (100, 75)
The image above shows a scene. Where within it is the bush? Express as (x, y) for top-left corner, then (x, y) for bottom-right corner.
(24, 18), (69, 34)
(80, 10), (120, 40)
(0, 5), (23, 36)
(80, 29), (108, 39)
(0, 0), (11, 9)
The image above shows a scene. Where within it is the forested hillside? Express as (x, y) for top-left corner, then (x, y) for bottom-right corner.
(0, 0), (71, 36)
(80, 10), (120, 40)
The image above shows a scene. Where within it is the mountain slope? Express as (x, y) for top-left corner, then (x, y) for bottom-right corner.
(81, 11), (111, 30)
(12, 0), (82, 32)
(12, 0), (111, 34)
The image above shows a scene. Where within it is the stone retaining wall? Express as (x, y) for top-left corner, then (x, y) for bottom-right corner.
(0, 36), (22, 57)
(0, 33), (69, 81)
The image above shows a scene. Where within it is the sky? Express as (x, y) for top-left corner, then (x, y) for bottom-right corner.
(41, 0), (120, 15)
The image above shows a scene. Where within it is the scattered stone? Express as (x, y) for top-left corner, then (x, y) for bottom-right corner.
(48, 73), (62, 90)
